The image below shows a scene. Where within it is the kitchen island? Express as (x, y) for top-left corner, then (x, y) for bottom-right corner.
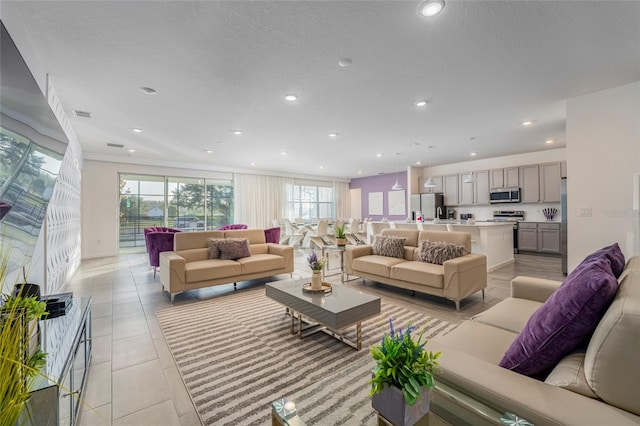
(366, 221), (514, 271)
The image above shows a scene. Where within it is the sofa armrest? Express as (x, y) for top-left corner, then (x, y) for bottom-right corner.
(345, 245), (373, 274)
(268, 243), (294, 273)
(159, 251), (187, 293)
(429, 340), (640, 426)
(442, 254), (487, 301)
(510, 276), (562, 303)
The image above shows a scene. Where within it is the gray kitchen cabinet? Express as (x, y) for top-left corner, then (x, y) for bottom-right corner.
(459, 172), (475, 205)
(517, 223), (539, 252)
(475, 170), (490, 205)
(443, 174), (459, 206)
(520, 164), (540, 203)
(490, 167), (519, 189)
(538, 223), (561, 253)
(518, 222), (561, 254)
(540, 162), (562, 202)
(419, 175), (443, 194)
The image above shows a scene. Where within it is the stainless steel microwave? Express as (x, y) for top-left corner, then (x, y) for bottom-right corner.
(489, 188), (521, 204)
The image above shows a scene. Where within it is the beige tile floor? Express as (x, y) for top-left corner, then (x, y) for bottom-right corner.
(72, 249), (563, 425)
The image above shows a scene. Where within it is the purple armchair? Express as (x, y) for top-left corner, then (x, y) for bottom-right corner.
(264, 227), (281, 244)
(144, 227), (181, 277)
(218, 224), (248, 230)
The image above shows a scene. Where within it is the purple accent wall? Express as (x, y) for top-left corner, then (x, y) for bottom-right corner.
(350, 172), (408, 221)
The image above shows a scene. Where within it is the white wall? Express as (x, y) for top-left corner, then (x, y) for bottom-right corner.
(82, 160), (232, 259)
(566, 81), (640, 270)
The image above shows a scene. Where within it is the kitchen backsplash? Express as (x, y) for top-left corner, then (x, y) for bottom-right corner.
(454, 203), (562, 222)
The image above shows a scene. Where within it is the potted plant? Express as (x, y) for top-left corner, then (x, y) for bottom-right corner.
(334, 223), (347, 246)
(0, 247), (48, 425)
(306, 251), (326, 291)
(370, 318), (441, 426)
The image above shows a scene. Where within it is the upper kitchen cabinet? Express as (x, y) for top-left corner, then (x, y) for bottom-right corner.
(419, 175), (443, 194)
(443, 174), (459, 206)
(489, 167), (519, 189)
(519, 164), (540, 203)
(540, 162), (562, 202)
(459, 173), (475, 205)
(475, 170), (490, 205)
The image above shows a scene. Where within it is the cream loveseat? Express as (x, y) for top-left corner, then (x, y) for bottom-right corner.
(159, 229), (293, 301)
(430, 254), (640, 425)
(345, 229), (487, 310)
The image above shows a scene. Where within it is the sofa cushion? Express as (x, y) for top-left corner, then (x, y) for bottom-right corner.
(249, 243), (269, 255)
(236, 253), (285, 274)
(472, 297), (543, 334)
(218, 238), (251, 260)
(185, 259), (242, 283)
(176, 248), (209, 263)
(380, 228), (419, 247)
(417, 240), (467, 265)
(207, 238), (224, 259)
(584, 264), (640, 415)
(352, 255), (406, 278)
(499, 256), (619, 376)
(583, 243), (625, 278)
(372, 235), (406, 258)
(545, 352), (599, 399)
(390, 261), (444, 289)
(433, 321), (517, 365)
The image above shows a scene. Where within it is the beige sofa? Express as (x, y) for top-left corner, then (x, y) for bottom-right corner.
(345, 229), (487, 310)
(430, 256), (640, 425)
(159, 229), (293, 301)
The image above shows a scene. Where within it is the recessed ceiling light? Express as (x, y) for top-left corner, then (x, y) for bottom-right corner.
(357, 171), (363, 175)
(284, 94), (298, 101)
(521, 121), (533, 126)
(545, 139), (554, 144)
(232, 130), (243, 135)
(418, 0), (445, 17)
(376, 153), (383, 157)
(281, 151), (288, 155)
(128, 149), (135, 153)
(205, 150), (214, 154)
(140, 87), (157, 95)
(416, 161), (422, 165)
(250, 162), (256, 166)
(470, 152), (478, 156)
(338, 58), (352, 67)
(415, 100), (428, 107)
(320, 166), (325, 170)
(328, 132), (338, 138)
(468, 136), (476, 141)
(131, 128), (143, 133)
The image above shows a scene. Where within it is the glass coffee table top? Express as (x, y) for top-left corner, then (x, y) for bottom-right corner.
(271, 358), (533, 426)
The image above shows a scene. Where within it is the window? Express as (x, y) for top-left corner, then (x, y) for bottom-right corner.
(118, 174), (233, 251)
(286, 184), (334, 221)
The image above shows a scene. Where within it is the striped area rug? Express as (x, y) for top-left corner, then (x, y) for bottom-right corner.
(156, 285), (457, 425)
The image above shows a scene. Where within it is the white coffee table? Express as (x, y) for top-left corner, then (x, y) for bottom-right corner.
(265, 279), (381, 350)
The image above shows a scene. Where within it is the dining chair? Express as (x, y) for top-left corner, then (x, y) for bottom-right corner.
(283, 219), (305, 247)
(306, 219), (330, 248)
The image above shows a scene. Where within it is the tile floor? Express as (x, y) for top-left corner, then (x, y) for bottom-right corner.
(70, 249), (563, 425)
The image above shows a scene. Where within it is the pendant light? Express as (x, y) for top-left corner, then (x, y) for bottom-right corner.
(463, 172), (475, 184)
(424, 146), (436, 189)
(392, 153), (403, 190)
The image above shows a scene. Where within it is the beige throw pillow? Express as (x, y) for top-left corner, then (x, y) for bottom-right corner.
(545, 352), (599, 399)
(418, 240), (467, 265)
(372, 235), (406, 258)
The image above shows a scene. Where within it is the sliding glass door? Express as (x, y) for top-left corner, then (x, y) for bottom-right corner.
(119, 175), (165, 250)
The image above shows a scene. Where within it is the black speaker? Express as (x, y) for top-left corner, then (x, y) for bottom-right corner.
(13, 283), (41, 300)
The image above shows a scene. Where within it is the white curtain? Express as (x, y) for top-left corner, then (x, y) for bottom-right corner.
(334, 181), (351, 220)
(234, 173), (293, 228)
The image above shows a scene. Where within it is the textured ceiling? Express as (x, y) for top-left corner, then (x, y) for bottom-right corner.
(3, 1), (640, 179)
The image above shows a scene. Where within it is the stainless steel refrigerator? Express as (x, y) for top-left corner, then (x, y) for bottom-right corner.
(409, 193), (445, 220)
(561, 177), (568, 275)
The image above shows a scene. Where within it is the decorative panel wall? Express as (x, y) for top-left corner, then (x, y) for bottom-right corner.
(45, 78), (83, 294)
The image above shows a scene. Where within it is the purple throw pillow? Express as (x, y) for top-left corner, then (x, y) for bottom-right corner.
(583, 243), (625, 278)
(499, 256), (619, 376)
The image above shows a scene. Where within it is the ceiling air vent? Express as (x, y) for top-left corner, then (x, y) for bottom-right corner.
(107, 143), (124, 148)
(73, 110), (91, 118)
